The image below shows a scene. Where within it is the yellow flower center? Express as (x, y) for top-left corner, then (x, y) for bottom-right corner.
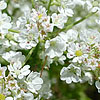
(75, 50), (83, 56)
(38, 14), (42, 19)
(0, 94), (5, 100)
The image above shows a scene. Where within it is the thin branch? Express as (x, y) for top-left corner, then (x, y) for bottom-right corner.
(40, 56), (48, 77)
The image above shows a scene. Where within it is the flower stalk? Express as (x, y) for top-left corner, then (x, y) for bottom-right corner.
(22, 47), (34, 66)
(47, 0), (52, 15)
(31, 0), (35, 8)
(8, 29), (20, 33)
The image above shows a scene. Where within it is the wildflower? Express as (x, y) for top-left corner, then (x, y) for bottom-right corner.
(8, 61), (30, 79)
(25, 72), (43, 94)
(60, 64), (81, 84)
(0, 1), (7, 10)
(45, 36), (66, 58)
(51, 13), (67, 29)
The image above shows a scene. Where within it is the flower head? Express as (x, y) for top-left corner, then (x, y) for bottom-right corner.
(8, 61), (30, 79)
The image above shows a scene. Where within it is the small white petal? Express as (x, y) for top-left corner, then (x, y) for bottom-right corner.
(95, 81), (100, 89)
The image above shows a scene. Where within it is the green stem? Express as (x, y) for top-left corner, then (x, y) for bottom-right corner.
(54, 11), (98, 34)
(47, 0), (52, 15)
(8, 29), (20, 33)
(22, 47), (34, 66)
(31, 0), (35, 8)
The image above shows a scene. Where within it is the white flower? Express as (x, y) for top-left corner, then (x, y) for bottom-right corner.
(25, 72), (43, 94)
(45, 36), (66, 58)
(31, 6), (47, 22)
(59, 29), (78, 42)
(42, 16), (54, 33)
(51, 13), (67, 29)
(19, 40), (37, 49)
(58, 7), (74, 17)
(6, 80), (19, 90)
(96, 19), (100, 25)
(0, 64), (7, 78)
(17, 28), (39, 49)
(67, 42), (88, 63)
(2, 51), (25, 64)
(0, 12), (12, 34)
(80, 29), (100, 44)
(0, 1), (7, 10)
(8, 61), (30, 79)
(22, 92), (34, 100)
(16, 16), (27, 29)
(80, 72), (93, 85)
(95, 81), (100, 93)
(85, 57), (98, 70)
(42, 22), (54, 33)
(91, 7), (100, 12)
(60, 64), (81, 84)
(85, 0), (92, 11)
(85, 0), (100, 12)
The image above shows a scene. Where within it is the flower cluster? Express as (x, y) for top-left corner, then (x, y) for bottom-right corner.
(0, 52), (43, 100)
(0, 0), (100, 99)
(60, 29), (100, 86)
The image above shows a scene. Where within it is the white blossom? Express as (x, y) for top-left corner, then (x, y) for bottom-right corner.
(80, 29), (100, 44)
(45, 36), (66, 58)
(2, 51), (25, 64)
(59, 29), (78, 42)
(0, 0), (100, 97)
(58, 7), (74, 17)
(95, 81), (100, 93)
(22, 92), (34, 100)
(60, 64), (81, 84)
(8, 61), (30, 79)
(0, 1), (7, 10)
(0, 12), (12, 35)
(0, 64), (7, 78)
(25, 72), (43, 94)
(51, 13), (67, 29)
(67, 42), (88, 63)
